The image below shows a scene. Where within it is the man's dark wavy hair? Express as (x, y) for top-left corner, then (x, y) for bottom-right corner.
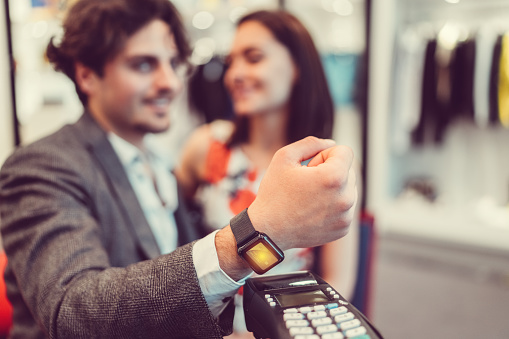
(46, 0), (191, 106)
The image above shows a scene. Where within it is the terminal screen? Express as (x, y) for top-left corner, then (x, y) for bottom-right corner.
(274, 289), (329, 308)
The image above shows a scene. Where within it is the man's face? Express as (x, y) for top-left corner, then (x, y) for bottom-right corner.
(83, 19), (184, 144)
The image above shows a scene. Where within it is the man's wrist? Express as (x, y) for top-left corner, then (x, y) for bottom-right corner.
(246, 203), (289, 251)
(215, 225), (252, 281)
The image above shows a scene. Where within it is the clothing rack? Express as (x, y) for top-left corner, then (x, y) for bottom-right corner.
(391, 21), (509, 155)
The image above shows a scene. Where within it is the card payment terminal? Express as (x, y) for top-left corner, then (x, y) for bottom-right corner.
(243, 271), (384, 339)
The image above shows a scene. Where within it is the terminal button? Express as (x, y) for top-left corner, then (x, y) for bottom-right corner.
(284, 313), (305, 321)
(345, 326), (367, 338)
(330, 306), (348, 317)
(286, 319), (310, 328)
(339, 319), (361, 331)
(334, 312), (355, 324)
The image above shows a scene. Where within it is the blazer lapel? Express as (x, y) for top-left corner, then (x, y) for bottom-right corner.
(73, 113), (161, 259)
(173, 184), (200, 246)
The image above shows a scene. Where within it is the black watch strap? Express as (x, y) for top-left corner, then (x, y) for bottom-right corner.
(230, 208), (257, 247)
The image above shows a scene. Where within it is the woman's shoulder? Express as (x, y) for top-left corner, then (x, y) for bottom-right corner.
(183, 120), (232, 152)
(207, 119), (235, 143)
(186, 119), (234, 146)
(178, 120), (235, 183)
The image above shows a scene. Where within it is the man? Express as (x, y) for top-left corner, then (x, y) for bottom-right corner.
(0, 0), (357, 338)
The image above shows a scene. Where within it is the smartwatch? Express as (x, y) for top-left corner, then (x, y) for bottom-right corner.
(230, 208), (284, 275)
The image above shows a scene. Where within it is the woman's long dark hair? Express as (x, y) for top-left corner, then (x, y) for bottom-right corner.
(228, 10), (334, 146)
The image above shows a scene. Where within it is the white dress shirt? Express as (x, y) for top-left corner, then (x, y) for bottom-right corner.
(108, 133), (248, 318)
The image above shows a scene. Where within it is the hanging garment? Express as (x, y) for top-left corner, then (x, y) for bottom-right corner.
(474, 25), (499, 128)
(392, 29), (427, 154)
(451, 39), (476, 122)
(498, 32), (509, 127)
(412, 39), (438, 146)
(489, 34), (503, 124)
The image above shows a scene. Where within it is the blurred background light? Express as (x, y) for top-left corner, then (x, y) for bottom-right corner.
(229, 6), (248, 23)
(321, 0), (336, 13)
(191, 37), (217, 65)
(31, 20), (47, 39)
(333, 0), (354, 16)
(192, 11), (215, 30)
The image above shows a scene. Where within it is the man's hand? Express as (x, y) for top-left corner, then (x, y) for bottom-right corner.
(248, 136), (357, 251)
(216, 136), (357, 280)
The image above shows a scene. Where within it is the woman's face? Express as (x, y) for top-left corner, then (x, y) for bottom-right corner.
(224, 20), (297, 116)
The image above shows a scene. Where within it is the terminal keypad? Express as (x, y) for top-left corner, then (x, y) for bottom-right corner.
(279, 301), (371, 339)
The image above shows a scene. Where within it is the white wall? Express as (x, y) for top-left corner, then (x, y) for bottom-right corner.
(0, 2), (15, 166)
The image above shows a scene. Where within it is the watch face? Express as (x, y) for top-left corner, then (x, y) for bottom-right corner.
(245, 242), (280, 271)
(242, 235), (284, 274)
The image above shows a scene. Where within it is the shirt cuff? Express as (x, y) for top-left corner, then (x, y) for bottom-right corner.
(193, 230), (252, 318)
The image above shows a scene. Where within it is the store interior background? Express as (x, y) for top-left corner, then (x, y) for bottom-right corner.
(1, 0), (509, 338)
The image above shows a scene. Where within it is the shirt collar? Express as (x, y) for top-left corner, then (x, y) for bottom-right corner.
(107, 133), (173, 169)
(107, 132), (142, 167)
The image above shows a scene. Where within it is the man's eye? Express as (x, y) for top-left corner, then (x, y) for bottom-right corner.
(170, 58), (181, 70)
(133, 61), (153, 72)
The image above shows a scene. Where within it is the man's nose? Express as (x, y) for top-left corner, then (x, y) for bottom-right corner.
(154, 64), (183, 94)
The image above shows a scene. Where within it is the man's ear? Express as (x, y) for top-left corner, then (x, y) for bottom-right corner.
(75, 62), (98, 95)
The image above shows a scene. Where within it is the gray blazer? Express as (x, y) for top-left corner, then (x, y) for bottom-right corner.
(0, 113), (233, 338)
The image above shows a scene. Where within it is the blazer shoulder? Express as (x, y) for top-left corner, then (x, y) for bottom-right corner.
(1, 122), (94, 180)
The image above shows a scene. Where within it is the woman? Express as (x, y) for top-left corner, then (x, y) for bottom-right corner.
(176, 9), (360, 336)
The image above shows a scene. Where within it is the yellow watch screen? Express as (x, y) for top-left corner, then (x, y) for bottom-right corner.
(245, 242), (280, 271)
(240, 234), (284, 274)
